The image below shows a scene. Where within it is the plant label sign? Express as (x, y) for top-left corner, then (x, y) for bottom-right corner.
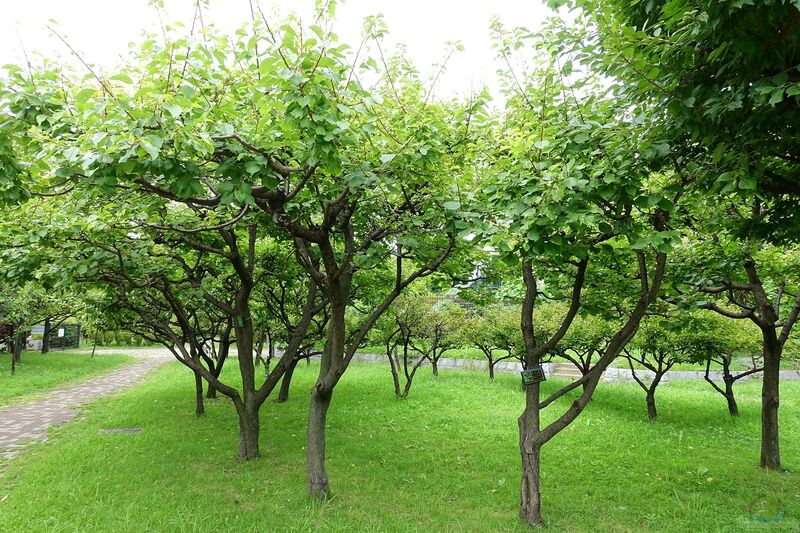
(521, 366), (546, 386)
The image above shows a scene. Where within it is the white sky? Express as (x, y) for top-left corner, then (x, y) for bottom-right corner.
(0, 0), (554, 101)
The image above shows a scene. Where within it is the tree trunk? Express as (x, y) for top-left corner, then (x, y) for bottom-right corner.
(205, 359), (218, 399)
(646, 389), (657, 420)
(12, 331), (24, 364)
(194, 368), (205, 416)
(518, 382), (543, 527)
(10, 343), (16, 376)
(234, 399), (260, 461)
(760, 329), (781, 470)
(41, 317), (51, 353)
(488, 360), (495, 382)
(724, 378), (739, 417)
(207, 326), (231, 399)
(431, 357), (439, 377)
(307, 386), (332, 498)
(277, 357), (298, 403)
(388, 350), (402, 398)
(12, 331), (23, 364)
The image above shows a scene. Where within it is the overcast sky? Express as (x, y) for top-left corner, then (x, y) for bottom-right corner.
(0, 0), (554, 101)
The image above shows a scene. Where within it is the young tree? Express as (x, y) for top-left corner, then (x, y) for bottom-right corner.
(623, 312), (708, 419)
(488, 18), (678, 526)
(412, 300), (467, 377)
(465, 304), (522, 381)
(378, 294), (429, 398)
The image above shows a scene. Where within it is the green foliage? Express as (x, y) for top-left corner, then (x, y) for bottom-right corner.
(569, 0), (800, 241)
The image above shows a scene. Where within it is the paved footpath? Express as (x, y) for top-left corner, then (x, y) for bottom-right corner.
(0, 352), (171, 459)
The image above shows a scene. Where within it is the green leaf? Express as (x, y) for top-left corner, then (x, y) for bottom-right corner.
(380, 154), (396, 164)
(163, 103), (182, 118)
(244, 160), (261, 175)
(76, 88), (97, 106)
(110, 73), (133, 84)
(768, 88), (785, 106)
(140, 135), (163, 160)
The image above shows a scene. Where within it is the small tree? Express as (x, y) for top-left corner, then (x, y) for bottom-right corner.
(622, 314), (683, 420)
(690, 313), (763, 417)
(379, 294), (428, 398)
(466, 304), (523, 381)
(412, 300), (467, 377)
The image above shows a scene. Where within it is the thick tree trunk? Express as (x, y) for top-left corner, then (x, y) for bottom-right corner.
(194, 368), (205, 416)
(277, 357), (299, 403)
(234, 399), (260, 461)
(488, 360), (495, 382)
(431, 358), (439, 377)
(519, 382), (543, 527)
(307, 386), (332, 498)
(760, 330), (781, 470)
(41, 317), (51, 354)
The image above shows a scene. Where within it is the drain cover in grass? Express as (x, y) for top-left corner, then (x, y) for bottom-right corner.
(99, 428), (143, 435)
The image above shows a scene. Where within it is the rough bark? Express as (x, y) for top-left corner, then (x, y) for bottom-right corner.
(307, 386), (332, 498)
(207, 322), (232, 399)
(41, 317), (51, 354)
(760, 328), (781, 470)
(277, 357), (299, 403)
(431, 357), (439, 377)
(725, 379), (740, 417)
(234, 398), (260, 461)
(646, 389), (658, 420)
(194, 368), (205, 416)
(519, 381), (543, 527)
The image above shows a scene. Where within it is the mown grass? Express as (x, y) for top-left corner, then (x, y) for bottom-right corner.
(0, 351), (134, 407)
(0, 360), (797, 532)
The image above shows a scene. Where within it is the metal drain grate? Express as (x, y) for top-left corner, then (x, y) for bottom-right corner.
(99, 428), (143, 435)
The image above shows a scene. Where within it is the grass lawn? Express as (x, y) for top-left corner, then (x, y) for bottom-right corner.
(0, 352), (135, 407)
(0, 361), (797, 532)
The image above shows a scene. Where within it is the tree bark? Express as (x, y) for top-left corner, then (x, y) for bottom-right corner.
(12, 331), (23, 364)
(488, 360), (495, 382)
(646, 388), (657, 420)
(307, 386), (333, 498)
(194, 368), (205, 416)
(234, 398), (260, 461)
(431, 358), (439, 377)
(41, 317), (51, 354)
(12, 330), (24, 364)
(760, 328), (781, 470)
(207, 323), (232, 399)
(725, 379), (740, 417)
(519, 382), (543, 527)
(277, 357), (299, 403)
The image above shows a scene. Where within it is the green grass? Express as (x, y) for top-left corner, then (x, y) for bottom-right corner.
(0, 351), (134, 407)
(1, 360), (797, 532)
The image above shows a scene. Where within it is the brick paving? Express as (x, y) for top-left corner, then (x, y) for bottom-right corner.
(0, 353), (170, 459)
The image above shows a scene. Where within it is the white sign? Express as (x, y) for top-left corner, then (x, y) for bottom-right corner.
(57, 328), (65, 338)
